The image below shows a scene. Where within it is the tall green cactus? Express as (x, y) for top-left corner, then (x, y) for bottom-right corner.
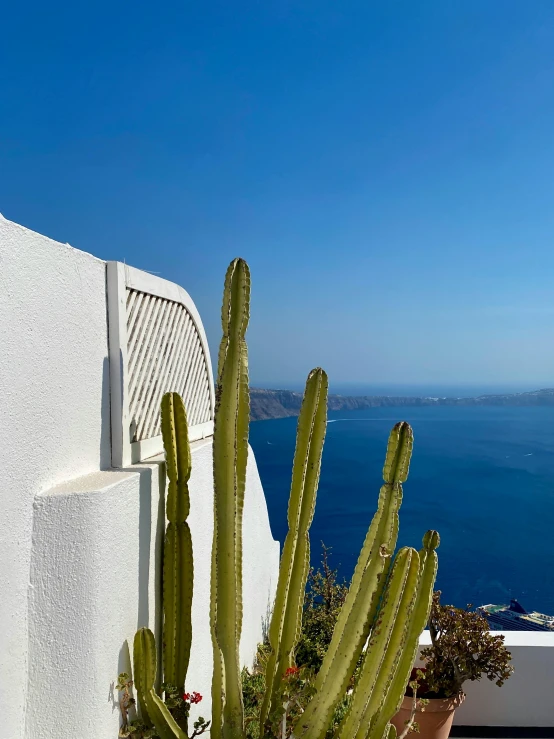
(130, 256), (439, 739)
(211, 258), (251, 739)
(161, 392), (193, 691)
(206, 257), (438, 739)
(132, 393), (195, 738)
(259, 368), (328, 735)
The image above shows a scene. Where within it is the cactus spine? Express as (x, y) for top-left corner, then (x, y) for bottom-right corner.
(161, 392), (193, 691)
(259, 368), (328, 735)
(211, 258), (251, 739)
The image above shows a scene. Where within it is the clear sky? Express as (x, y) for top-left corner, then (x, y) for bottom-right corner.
(2, 1), (554, 389)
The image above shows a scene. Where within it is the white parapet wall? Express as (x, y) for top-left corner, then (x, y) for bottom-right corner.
(451, 632), (554, 728)
(0, 215), (279, 739)
(416, 630), (554, 729)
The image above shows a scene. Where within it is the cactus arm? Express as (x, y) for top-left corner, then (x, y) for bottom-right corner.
(163, 522), (193, 688)
(162, 392), (192, 523)
(146, 689), (189, 739)
(258, 368), (328, 735)
(352, 550), (422, 739)
(210, 548), (224, 739)
(160, 392), (193, 691)
(381, 724), (397, 739)
(212, 258), (250, 738)
(316, 422), (411, 693)
(133, 628), (188, 739)
(334, 547), (419, 739)
(382, 422), (413, 486)
(368, 531), (439, 739)
(133, 627), (157, 726)
(216, 259), (235, 382)
(313, 482), (399, 693)
(292, 423), (413, 739)
(368, 724), (396, 739)
(234, 334), (249, 642)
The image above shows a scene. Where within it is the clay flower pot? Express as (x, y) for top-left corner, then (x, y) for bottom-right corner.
(390, 693), (465, 739)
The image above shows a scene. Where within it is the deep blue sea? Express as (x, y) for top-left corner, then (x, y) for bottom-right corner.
(250, 404), (554, 616)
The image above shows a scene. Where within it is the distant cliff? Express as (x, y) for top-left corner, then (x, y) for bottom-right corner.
(249, 387), (554, 421)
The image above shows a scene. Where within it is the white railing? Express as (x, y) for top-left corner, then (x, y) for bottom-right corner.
(107, 262), (215, 467)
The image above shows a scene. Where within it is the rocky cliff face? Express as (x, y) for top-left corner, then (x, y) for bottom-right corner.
(249, 387), (554, 421)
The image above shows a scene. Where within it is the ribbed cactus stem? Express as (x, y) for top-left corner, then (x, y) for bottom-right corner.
(368, 531), (439, 739)
(382, 422), (413, 485)
(259, 368), (328, 736)
(161, 392), (193, 692)
(353, 550), (421, 739)
(133, 626), (156, 727)
(133, 628), (188, 739)
(336, 547), (420, 739)
(211, 258), (251, 739)
(292, 423), (413, 739)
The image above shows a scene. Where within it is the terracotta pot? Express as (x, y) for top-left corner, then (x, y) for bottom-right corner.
(390, 693), (465, 739)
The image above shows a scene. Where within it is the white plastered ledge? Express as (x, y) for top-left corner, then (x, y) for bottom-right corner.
(417, 632), (554, 728)
(24, 441), (279, 739)
(25, 465), (165, 739)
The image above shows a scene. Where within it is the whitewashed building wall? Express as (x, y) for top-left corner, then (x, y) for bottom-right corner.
(0, 215), (279, 739)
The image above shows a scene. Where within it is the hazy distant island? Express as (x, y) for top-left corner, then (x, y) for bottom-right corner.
(250, 387), (554, 421)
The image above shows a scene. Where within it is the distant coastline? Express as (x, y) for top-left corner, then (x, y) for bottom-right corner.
(250, 387), (554, 421)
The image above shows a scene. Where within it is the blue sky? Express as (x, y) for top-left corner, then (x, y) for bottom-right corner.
(2, 1), (554, 388)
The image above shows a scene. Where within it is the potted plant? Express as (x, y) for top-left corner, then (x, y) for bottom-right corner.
(391, 591), (514, 739)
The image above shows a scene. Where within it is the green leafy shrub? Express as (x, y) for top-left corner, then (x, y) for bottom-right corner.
(415, 592), (514, 698)
(242, 547), (352, 739)
(295, 545), (348, 672)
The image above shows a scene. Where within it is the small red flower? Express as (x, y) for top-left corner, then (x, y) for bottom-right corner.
(284, 667), (300, 677)
(183, 692), (190, 701)
(190, 692), (203, 704)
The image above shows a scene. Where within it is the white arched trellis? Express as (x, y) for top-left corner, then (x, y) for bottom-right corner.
(107, 262), (215, 467)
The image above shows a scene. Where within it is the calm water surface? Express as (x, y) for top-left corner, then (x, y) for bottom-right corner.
(250, 406), (554, 615)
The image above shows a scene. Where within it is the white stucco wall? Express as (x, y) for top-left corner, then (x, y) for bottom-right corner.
(418, 631), (554, 728)
(0, 215), (279, 739)
(0, 215), (111, 739)
(24, 443), (278, 739)
(25, 467), (164, 739)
